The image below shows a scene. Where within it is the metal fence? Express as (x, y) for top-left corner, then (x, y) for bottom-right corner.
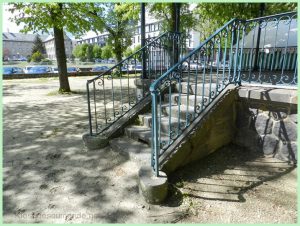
(150, 12), (297, 176)
(86, 32), (187, 136)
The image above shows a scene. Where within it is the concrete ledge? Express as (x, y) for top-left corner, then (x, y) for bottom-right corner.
(238, 86), (297, 104)
(82, 133), (109, 150)
(138, 166), (168, 204)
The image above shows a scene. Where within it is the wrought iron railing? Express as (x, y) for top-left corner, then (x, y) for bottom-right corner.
(150, 12), (297, 176)
(87, 31), (187, 136)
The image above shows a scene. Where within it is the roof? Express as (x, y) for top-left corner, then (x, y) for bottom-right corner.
(2, 32), (48, 42)
(241, 19), (297, 48)
(44, 33), (72, 42)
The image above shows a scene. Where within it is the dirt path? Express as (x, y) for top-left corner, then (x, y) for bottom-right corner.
(3, 77), (297, 223)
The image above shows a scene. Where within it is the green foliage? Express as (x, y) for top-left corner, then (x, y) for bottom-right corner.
(41, 58), (53, 65)
(84, 3), (140, 62)
(194, 3), (297, 41)
(101, 45), (113, 60)
(32, 35), (46, 55)
(86, 44), (94, 61)
(148, 3), (196, 35)
(31, 51), (44, 62)
(93, 45), (102, 59)
(124, 44), (141, 59)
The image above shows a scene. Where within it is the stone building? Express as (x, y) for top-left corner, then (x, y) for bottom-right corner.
(43, 33), (74, 60)
(2, 32), (48, 60)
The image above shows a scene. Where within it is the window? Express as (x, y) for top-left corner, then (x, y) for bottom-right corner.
(138, 36), (140, 43)
(145, 25), (149, 32)
(132, 37), (135, 44)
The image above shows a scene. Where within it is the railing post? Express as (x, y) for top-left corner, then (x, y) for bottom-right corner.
(86, 82), (93, 136)
(141, 3), (147, 81)
(151, 90), (159, 177)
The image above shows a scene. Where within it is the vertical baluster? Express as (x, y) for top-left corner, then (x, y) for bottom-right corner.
(159, 93), (162, 150)
(258, 22), (267, 84)
(111, 72), (115, 121)
(221, 27), (228, 89)
(228, 23), (235, 83)
(237, 24), (246, 85)
(177, 70), (182, 136)
(168, 84), (172, 145)
(201, 46), (207, 112)
(151, 91), (159, 177)
(193, 52), (200, 119)
(186, 59), (191, 127)
(93, 81), (98, 134)
(102, 78), (107, 127)
(293, 55), (297, 84)
(281, 18), (292, 81)
(119, 65), (124, 113)
(87, 82), (93, 135)
(233, 23), (240, 83)
(208, 42), (214, 102)
(215, 39), (221, 94)
(248, 21), (256, 83)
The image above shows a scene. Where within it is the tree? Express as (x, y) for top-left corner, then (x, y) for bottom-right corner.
(194, 3), (297, 42)
(31, 51), (44, 62)
(86, 44), (94, 62)
(83, 3), (140, 62)
(9, 3), (93, 92)
(148, 3), (196, 34)
(31, 35), (46, 55)
(93, 45), (102, 59)
(101, 45), (113, 60)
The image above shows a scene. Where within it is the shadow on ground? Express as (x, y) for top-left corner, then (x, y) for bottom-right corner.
(168, 143), (295, 204)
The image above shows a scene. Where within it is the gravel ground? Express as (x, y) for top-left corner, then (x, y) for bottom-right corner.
(3, 77), (297, 223)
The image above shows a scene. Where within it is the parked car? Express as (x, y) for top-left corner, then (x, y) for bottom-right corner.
(133, 65), (143, 71)
(3, 67), (24, 75)
(51, 67), (58, 73)
(24, 66), (34, 74)
(90, 66), (109, 72)
(18, 57), (27, 61)
(27, 66), (51, 74)
(67, 67), (80, 73)
(182, 62), (204, 71)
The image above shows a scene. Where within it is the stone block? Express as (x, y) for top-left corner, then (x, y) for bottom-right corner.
(260, 134), (279, 155)
(273, 120), (297, 141)
(289, 114), (297, 124)
(275, 141), (297, 163)
(82, 133), (109, 150)
(138, 166), (168, 204)
(255, 113), (273, 135)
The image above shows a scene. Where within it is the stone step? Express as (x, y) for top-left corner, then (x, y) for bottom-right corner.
(124, 125), (169, 147)
(161, 104), (196, 121)
(139, 114), (186, 134)
(109, 136), (151, 166)
(164, 93), (206, 107)
(176, 82), (219, 96)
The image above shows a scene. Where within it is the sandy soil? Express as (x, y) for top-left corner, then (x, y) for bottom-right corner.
(3, 76), (297, 223)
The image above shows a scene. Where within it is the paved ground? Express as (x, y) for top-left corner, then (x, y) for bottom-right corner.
(3, 76), (297, 223)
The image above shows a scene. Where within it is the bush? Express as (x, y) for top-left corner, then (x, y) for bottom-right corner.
(41, 58), (53, 65)
(31, 51), (44, 62)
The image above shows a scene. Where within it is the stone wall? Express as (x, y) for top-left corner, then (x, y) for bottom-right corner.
(162, 85), (297, 174)
(234, 86), (297, 163)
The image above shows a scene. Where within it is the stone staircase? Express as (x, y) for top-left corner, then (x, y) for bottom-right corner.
(109, 78), (219, 167)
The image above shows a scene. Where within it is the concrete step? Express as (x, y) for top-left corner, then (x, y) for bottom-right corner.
(139, 114), (186, 134)
(124, 125), (169, 147)
(161, 104), (196, 121)
(164, 93), (206, 107)
(109, 136), (151, 166)
(176, 82), (219, 96)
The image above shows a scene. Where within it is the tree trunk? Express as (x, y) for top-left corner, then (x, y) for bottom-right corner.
(53, 26), (71, 92)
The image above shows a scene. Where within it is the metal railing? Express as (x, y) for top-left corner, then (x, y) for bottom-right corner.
(87, 31), (187, 136)
(150, 12), (297, 176)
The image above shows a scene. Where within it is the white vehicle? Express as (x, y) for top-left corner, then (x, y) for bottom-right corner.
(24, 66), (34, 74)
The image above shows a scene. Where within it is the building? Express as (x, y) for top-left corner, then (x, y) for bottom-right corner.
(76, 13), (201, 53)
(2, 32), (48, 60)
(43, 33), (74, 60)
